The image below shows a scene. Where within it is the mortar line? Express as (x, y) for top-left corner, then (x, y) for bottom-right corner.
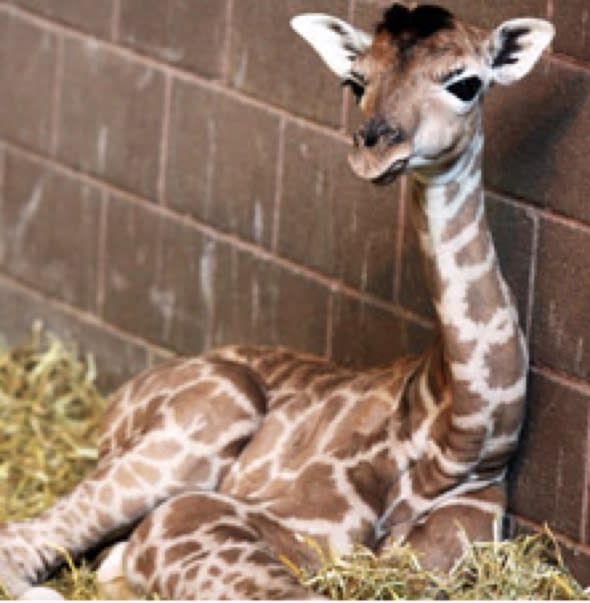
(324, 288), (336, 360)
(485, 184), (590, 234)
(147, 347), (176, 368)
(4, 1), (589, 84)
(546, 49), (590, 72)
(530, 365), (590, 397)
(582, 412), (590, 543)
(0, 141), (5, 202)
(270, 117), (286, 252)
(157, 73), (173, 206)
(339, 0), (356, 131)
(96, 189), (109, 318)
(510, 513), (590, 549)
(221, 0), (234, 85)
(524, 211), (540, 343)
(1, 2), (352, 146)
(348, 0), (355, 23)
(49, 33), (64, 157)
(7, 0), (588, 232)
(393, 175), (408, 304)
(3, 138), (434, 331)
(340, 86), (351, 133)
(0, 271), (174, 360)
(534, 206), (590, 234)
(110, 0), (121, 42)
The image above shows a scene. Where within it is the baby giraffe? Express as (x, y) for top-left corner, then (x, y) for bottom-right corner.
(0, 3), (553, 600)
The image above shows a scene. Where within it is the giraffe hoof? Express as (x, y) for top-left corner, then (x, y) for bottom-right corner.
(19, 586), (64, 600)
(97, 541), (138, 600)
(96, 541), (127, 584)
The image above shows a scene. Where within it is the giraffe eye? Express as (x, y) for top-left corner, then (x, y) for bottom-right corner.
(445, 76), (482, 102)
(342, 77), (365, 103)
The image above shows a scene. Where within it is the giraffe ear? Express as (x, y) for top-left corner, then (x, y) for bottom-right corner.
(488, 18), (554, 85)
(290, 14), (372, 78)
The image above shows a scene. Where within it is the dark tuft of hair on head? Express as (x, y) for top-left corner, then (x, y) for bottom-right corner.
(376, 3), (454, 47)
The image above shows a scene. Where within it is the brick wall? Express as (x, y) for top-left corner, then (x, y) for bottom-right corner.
(0, 0), (588, 582)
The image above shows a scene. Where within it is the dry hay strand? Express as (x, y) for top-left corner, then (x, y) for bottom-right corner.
(0, 326), (588, 600)
(297, 527), (588, 600)
(0, 323), (107, 599)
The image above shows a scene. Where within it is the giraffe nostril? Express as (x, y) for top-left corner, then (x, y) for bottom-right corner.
(361, 117), (402, 148)
(364, 130), (380, 148)
(353, 131), (364, 148)
(384, 127), (403, 146)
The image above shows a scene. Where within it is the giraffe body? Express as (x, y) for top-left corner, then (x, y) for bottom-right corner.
(0, 4), (553, 599)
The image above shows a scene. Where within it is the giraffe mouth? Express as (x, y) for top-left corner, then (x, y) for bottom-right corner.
(371, 159), (409, 185)
(348, 141), (412, 185)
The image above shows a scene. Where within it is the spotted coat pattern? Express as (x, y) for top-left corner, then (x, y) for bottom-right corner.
(0, 4), (537, 600)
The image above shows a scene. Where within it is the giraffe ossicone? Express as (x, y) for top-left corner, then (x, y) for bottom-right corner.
(0, 4), (553, 599)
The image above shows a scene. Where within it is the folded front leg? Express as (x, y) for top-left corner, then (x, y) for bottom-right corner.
(103, 491), (322, 600)
(380, 483), (506, 571)
(0, 358), (266, 597)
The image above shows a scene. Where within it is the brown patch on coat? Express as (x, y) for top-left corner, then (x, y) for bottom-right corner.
(485, 337), (527, 390)
(169, 380), (218, 426)
(211, 359), (269, 415)
(162, 494), (236, 539)
(279, 395), (346, 469)
(132, 545), (157, 578)
(120, 495), (148, 517)
(329, 420), (391, 460)
(220, 435), (252, 460)
(279, 390), (315, 418)
(208, 522), (259, 545)
(249, 513), (320, 569)
(248, 349), (297, 378)
(444, 417), (488, 462)
(271, 463), (349, 521)
(173, 455), (211, 485)
(247, 550), (275, 566)
(130, 394), (168, 435)
(464, 268), (508, 325)
(347, 452), (396, 514)
(490, 398), (526, 438)
(440, 189), (481, 245)
(234, 578), (260, 598)
(130, 459), (161, 484)
(98, 483), (114, 506)
(164, 541), (203, 565)
(311, 372), (355, 399)
(142, 438), (182, 460)
(218, 547), (243, 564)
(164, 574), (180, 597)
(282, 362), (337, 390)
(222, 460), (275, 498)
(96, 510), (115, 530)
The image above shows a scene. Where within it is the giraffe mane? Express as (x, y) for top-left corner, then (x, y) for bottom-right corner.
(375, 4), (455, 52)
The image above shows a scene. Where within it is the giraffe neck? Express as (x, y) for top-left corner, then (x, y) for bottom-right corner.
(410, 124), (528, 468)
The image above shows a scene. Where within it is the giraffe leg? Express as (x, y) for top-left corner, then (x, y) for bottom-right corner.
(392, 484), (506, 572)
(105, 490), (321, 600)
(0, 358), (267, 596)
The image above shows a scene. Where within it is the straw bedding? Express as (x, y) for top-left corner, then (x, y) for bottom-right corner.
(0, 327), (586, 599)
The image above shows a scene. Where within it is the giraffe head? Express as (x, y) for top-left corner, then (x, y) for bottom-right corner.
(291, 4), (554, 184)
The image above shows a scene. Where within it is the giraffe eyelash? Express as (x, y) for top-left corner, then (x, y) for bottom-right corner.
(341, 76), (366, 103)
(440, 67), (466, 83)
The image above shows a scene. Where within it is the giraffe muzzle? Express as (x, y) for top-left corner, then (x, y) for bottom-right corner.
(349, 117), (411, 184)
